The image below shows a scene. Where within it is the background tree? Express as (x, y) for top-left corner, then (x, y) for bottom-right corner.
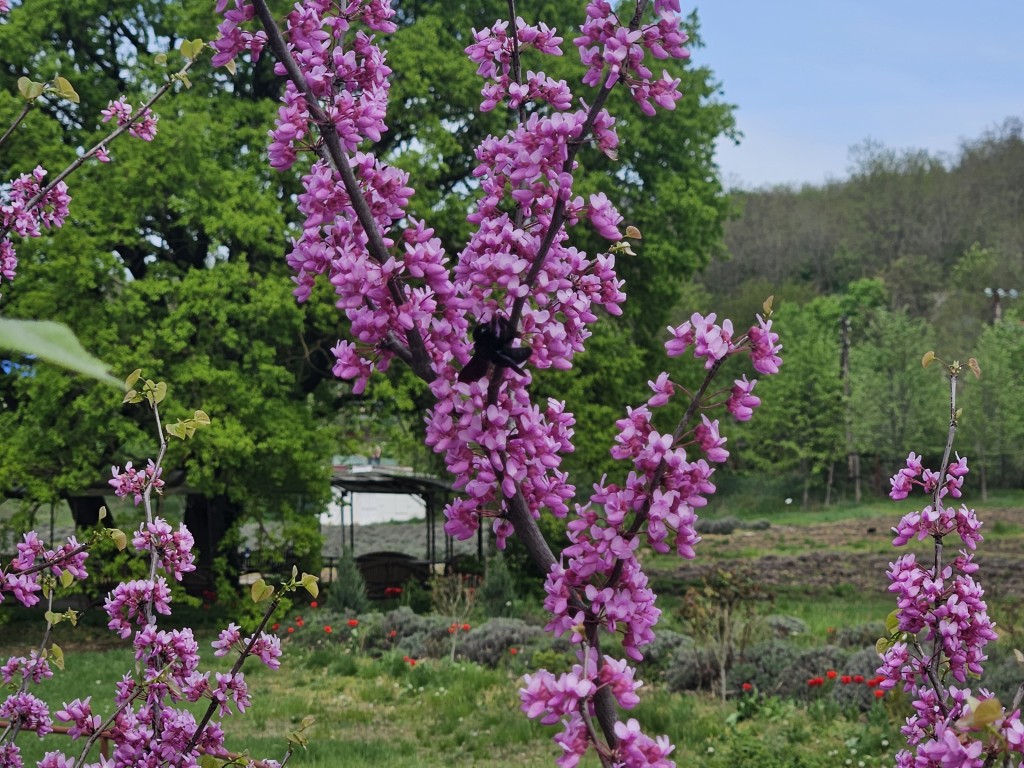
(0, 0), (337, 574)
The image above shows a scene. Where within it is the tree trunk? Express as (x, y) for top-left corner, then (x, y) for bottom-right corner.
(66, 495), (113, 528)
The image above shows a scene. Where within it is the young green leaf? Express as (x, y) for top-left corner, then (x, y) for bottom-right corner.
(54, 76), (79, 104)
(125, 369), (142, 390)
(251, 579), (274, 603)
(50, 644), (64, 671)
(110, 529), (127, 551)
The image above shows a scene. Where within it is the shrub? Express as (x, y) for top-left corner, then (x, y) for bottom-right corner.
(765, 614), (808, 638)
(642, 629), (694, 678)
(695, 516), (740, 535)
(729, 639), (801, 696)
(479, 554), (518, 618)
(457, 618), (545, 667)
(831, 621), (886, 648)
(664, 644), (719, 692)
(325, 554), (370, 614)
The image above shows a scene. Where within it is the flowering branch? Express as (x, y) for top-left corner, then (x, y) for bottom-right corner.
(879, 354), (1024, 767)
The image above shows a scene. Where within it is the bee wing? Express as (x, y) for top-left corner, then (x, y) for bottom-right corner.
(457, 354), (491, 383)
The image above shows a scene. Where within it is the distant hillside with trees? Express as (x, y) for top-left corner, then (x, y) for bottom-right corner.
(684, 117), (1024, 505)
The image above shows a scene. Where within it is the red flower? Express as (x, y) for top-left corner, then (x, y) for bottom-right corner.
(807, 677), (824, 687)
(840, 675), (852, 684)
(272, 623), (280, 632)
(287, 627), (294, 634)
(388, 629), (397, 639)
(462, 623), (471, 632)
(826, 670), (837, 680)
(509, 648), (518, 655)
(347, 619), (359, 628)
(741, 682), (753, 692)
(853, 675), (865, 684)
(296, 618), (304, 627)
(324, 626), (333, 633)
(402, 656), (417, 667)
(874, 689), (885, 699)
(310, 601), (318, 609)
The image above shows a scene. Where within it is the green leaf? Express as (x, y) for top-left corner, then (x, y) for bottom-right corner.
(50, 643), (64, 671)
(884, 609), (900, 636)
(971, 697), (1003, 728)
(110, 529), (127, 551)
(154, 53), (168, 66)
(875, 637), (890, 656)
(224, 59), (237, 76)
(193, 410), (211, 426)
(153, 380), (167, 405)
(98, 505), (107, 521)
(1014, 648), (1024, 666)
(301, 573), (319, 599)
(59, 569), (75, 588)
(198, 755), (226, 768)
(166, 421), (187, 440)
(54, 76), (79, 104)
(0, 319), (119, 386)
(125, 369), (142, 390)
(922, 350), (936, 368)
(44, 611), (62, 626)
(178, 40), (195, 60)
(18, 77), (45, 100)
(251, 579), (274, 603)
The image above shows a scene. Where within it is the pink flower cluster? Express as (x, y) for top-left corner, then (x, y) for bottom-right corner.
(574, 0), (689, 115)
(1, 655), (52, 694)
(427, 379), (577, 549)
(1, 531), (89, 608)
(465, 17), (566, 111)
(104, 577), (172, 638)
(0, 166), (71, 287)
(100, 96), (159, 141)
(133, 517), (196, 581)
(213, 622), (282, 670)
(109, 459), (165, 505)
(666, 312), (782, 376)
(890, 451), (969, 503)
(879, 452), (1024, 766)
(211, 0), (266, 67)
(521, 649), (654, 768)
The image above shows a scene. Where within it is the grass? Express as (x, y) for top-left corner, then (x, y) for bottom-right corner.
(4, 488), (1020, 766)
(8, 648), (902, 768)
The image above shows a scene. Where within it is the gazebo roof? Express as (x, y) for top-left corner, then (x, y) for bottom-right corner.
(330, 466), (451, 496)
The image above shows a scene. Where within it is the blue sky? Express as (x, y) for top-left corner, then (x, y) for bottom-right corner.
(687, 2), (1024, 189)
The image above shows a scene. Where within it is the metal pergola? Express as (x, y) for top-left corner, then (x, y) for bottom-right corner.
(330, 467), (483, 564)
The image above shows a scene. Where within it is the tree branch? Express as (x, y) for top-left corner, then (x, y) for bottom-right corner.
(250, 0), (434, 382)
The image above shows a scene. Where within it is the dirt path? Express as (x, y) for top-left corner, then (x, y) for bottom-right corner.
(676, 508), (1024, 600)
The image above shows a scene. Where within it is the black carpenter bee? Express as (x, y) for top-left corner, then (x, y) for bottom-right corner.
(457, 314), (532, 383)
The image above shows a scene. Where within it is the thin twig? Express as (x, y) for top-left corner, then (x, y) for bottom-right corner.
(0, 102), (33, 150)
(0, 60), (195, 242)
